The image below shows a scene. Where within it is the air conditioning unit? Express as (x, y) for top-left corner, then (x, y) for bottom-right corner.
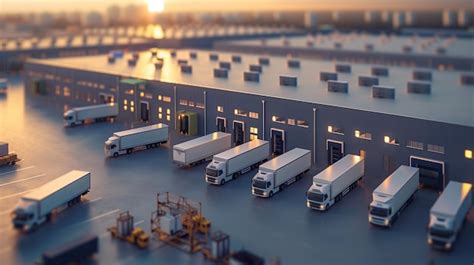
(371, 67), (389, 77)
(244, 72), (260, 82)
(413, 70), (432, 81)
(372, 85), (395, 99)
(249, 64), (263, 73)
(407, 81), (431, 94)
(214, 68), (228, 79)
(279, 76), (297, 87)
(181, 65), (192, 74)
(209, 53), (219, 61)
(358, 76), (379, 87)
(327, 80), (348, 93)
(335, 64), (351, 73)
(320, 72), (338, 82)
(258, 57), (270, 66)
(287, 60), (300, 69)
(231, 55), (242, 63)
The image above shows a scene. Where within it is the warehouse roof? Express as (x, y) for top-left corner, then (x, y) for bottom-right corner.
(27, 48), (474, 127)
(217, 32), (474, 58)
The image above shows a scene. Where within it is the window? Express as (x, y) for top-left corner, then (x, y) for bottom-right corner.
(123, 99), (128, 105)
(427, 144), (445, 154)
(163, 96), (171, 102)
(287, 119), (296, 126)
(124, 105), (128, 111)
(407, 140), (423, 150)
(465, 149), (473, 159)
(196, 102), (205, 109)
(355, 130), (372, 140)
(158, 95), (162, 101)
(328, 126), (344, 135)
(234, 109), (248, 117)
(140, 92), (145, 97)
(130, 106), (134, 112)
(179, 99), (188, 106)
(63, 87), (71, 97)
(250, 127), (259, 140)
(360, 150), (366, 158)
(166, 115), (171, 121)
(130, 101), (134, 106)
(297, 120), (309, 128)
(158, 107), (163, 119)
(166, 108), (171, 115)
(188, 101), (195, 107)
(158, 107), (162, 112)
(217, 106), (224, 112)
(249, 112), (259, 119)
(384, 136), (399, 145)
(272, 116), (286, 124)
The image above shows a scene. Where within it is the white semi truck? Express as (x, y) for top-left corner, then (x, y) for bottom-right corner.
(105, 123), (169, 157)
(369, 165), (419, 227)
(12, 170), (91, 231)
(306, 154), (364, 211)
(205, 139), (269, 185)
(173, 132), (232, 166)
(63, 103), (118, 127)
(428, 181), (472, 250)
(252, 148), (311, 198)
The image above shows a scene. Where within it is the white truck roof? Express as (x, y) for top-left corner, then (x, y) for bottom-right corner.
(431, 181), (472, 217)
(374, 166), (419, 197)
(174, 132), (230, 151)
(260, 148), (310, 172)
(22, 170), (90, 201)
(73, 103), (116, 111)
(313, 154), (363, 183)
(114, 123), (168, 137)
(214, 139), (268, 161)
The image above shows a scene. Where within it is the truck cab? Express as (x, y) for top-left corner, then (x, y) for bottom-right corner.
(306, 183), (331, 210)
(205, 159), (226, 185)
(369, 195), (392, 226)
(428, 214), (456, 250)
(12, 199), (42, 231)
(251, 170), (275, 197)
(63, 110), (76, 127)
(104, 136), (120, 157)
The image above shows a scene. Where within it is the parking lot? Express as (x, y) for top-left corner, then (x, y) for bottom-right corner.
(0, 75), (472, 265)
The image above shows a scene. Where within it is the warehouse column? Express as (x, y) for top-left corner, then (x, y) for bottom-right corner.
(261, 100), (266, 140)
(203, 91), (207, 135)
(313, 107), (317, 165)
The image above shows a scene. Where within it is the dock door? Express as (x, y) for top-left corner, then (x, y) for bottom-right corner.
(140, 101), (149, 122)
(233, 121), (245, 145)
(410, 156), (445, 191)
(216, 117), (226, 133)
(327, 140), (344, 165)
(270, 128), (285, 156)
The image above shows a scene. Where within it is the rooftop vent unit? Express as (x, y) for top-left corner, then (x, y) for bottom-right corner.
(358, 76), (379, 86)
(128, 58), (137, 66)
(287, 59), (300, 69)
(209, 53), (219, 61)
(181, 65), (192, 74)
(436, 47), (446, 54)
(244, 71), (260, 82)
(219, 61), (231, 70)
(178, 59), (188, 65)
(154, 59), (164, 69)
(371, 66), (389, 77)
(108, 56), (115, 64)
(460, 74), (474, 86)
(249, 64), (262, 73)
(258, 57), (270, 66)
(279, 76), (297, 87)
(334, 42), (343, 49)
(170, 50), (177, 57)
(214, 68), (228, 79)
(327, 80), (348, 93)
(335, 64), (351, 73)
(132, 52), (140, 60)
(402, 45), (413, 53)
(232, 55), (242, 63)
(407, 81), (431, 94)
(365, 43), (374, 51)
(190, 52), (197, 59)
(306, 40), (314, 47)
(413, 70), (432, 81)
(320, 72), (338, 82)
(372, 85), (395, 99)
(150, 49), (158, 57)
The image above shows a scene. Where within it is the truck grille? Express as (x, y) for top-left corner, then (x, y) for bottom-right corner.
(206, 177), (217, 184)
(308, 201), (321, 209)
(370, 216), (386, 225)
(253, 189), (264, 196)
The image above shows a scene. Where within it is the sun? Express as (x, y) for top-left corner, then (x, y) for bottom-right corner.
(147, 0), (165, 13)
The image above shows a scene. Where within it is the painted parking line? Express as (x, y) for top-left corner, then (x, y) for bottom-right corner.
(0, 174), (46, 187)
(87, 197), (102, 203)
(73, 209), (120, 227)
(99, 219), (144, 239)
(0, 189), (35, 201)
(0, 166), (35, 177)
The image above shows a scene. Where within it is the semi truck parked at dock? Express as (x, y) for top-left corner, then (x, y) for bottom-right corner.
(105, 123), (169, 157)
(306, 154), (364, 211)
(63, 103), (118, 127)
(173, 132), (231, 166)
(428, 181), (472, 250)
(12, 170), (91, 231)
(252, 148), (311, 198)
(206, 139), (269, 185)
(369, 165), (419, 227)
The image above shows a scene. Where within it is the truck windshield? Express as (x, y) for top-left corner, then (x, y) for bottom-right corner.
(252, 180), (267, 189)
(206, 168), (218, 177)
(370, 206), (390, 217)
(307, 192), (325, 202)
(105, 144), (116, 150)
(13, 212), (32, 221)
(63, 115), (72, 120)
(429, 227), (453, 238)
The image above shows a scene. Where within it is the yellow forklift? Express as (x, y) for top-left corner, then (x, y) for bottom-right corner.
(108, 211), (149, 249)
(182, 213), (211, 234)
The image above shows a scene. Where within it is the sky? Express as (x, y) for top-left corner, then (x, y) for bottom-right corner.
(0, 0), (472, 13)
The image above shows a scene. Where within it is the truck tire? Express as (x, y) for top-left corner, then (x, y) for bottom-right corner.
(127, 149), (132, 154)
(113, 152), (119, 157)
(10, 161), (16, 165)
(70, 122), (76, 127)
(220, 179), (225, 185)
(269, 191), (273, 197)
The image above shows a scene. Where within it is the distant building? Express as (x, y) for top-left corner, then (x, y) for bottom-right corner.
(84, 11), (104, 28)
(304, 12), (318, 29)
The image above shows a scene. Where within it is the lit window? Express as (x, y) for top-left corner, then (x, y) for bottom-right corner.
(355, 130), (372, 140)
(297, 120), (309, 128)
(465, 149), (473, 159)
(124, 105), (128, 110)
(63, 87), (71, 97)
(217, 106), (224, 112)
(288, 119), (296, 125)
(196, 102), (205, 109)
(234, 109), (248, 117)
(123, 99), (128, 105)
(406, 140), (423, 150)
(158, 113), (163, 119)
(131, 101), (134, 106)
(140, 92), (145, 97)
(130, 106), (134, 112)
(163, 96), (171, 102)
(188, 101), (195, 107)
(158, 107), (162, 112)
(427, 144), (445, 154)
(250, 127), (259, 140)
(384, 136), (399, 145)
(158, 95), (162, 101)
(166, 108), (171, 115)
(272, 116), (286, 124)
(328, 126), (344, 135)
(249, 112), (259, 119)
(179, 99), (188, 106)
(166, 115), (171, 121)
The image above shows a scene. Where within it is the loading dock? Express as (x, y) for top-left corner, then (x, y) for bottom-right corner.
(140, 101), (149, 122)
(233, 121), (245, 145)
(270, 128), (285, 155)
(410, 156), (445, 191)
(216, 117), (226, 133)
(327, 140), (344, 165)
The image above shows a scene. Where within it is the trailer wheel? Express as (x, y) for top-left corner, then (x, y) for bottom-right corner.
(10, 161), (16, 165)
(220, 179), (225, 185)
(127, 149), (132, 154)
(269, 191), (273, 197)
(113, 152), (119, 157)
(70, 122), (75, 127)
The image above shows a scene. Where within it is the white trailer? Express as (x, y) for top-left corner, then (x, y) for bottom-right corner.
(12, 170), (90, 231)
(369, 165), (419, 227)
(63, 103), (118, 127)
(252, 148), (311, 198)
(428, 181), (472, 250)
(0, 78), (7, 91)
(173, 132), (232, 166)
(306, 154), (364, 211)
(105, 123), (169, 157)
(205, 139), (269, 185)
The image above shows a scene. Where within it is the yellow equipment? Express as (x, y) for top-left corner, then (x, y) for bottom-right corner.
(182, 214), (211, 234)
(108, 211), (149, 249)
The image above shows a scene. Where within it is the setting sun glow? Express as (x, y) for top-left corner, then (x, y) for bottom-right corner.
(147, 0), (165, 13)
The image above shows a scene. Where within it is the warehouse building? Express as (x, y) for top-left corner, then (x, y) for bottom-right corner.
(214, 32), (474, 70)
(24, 49), (474, 190)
